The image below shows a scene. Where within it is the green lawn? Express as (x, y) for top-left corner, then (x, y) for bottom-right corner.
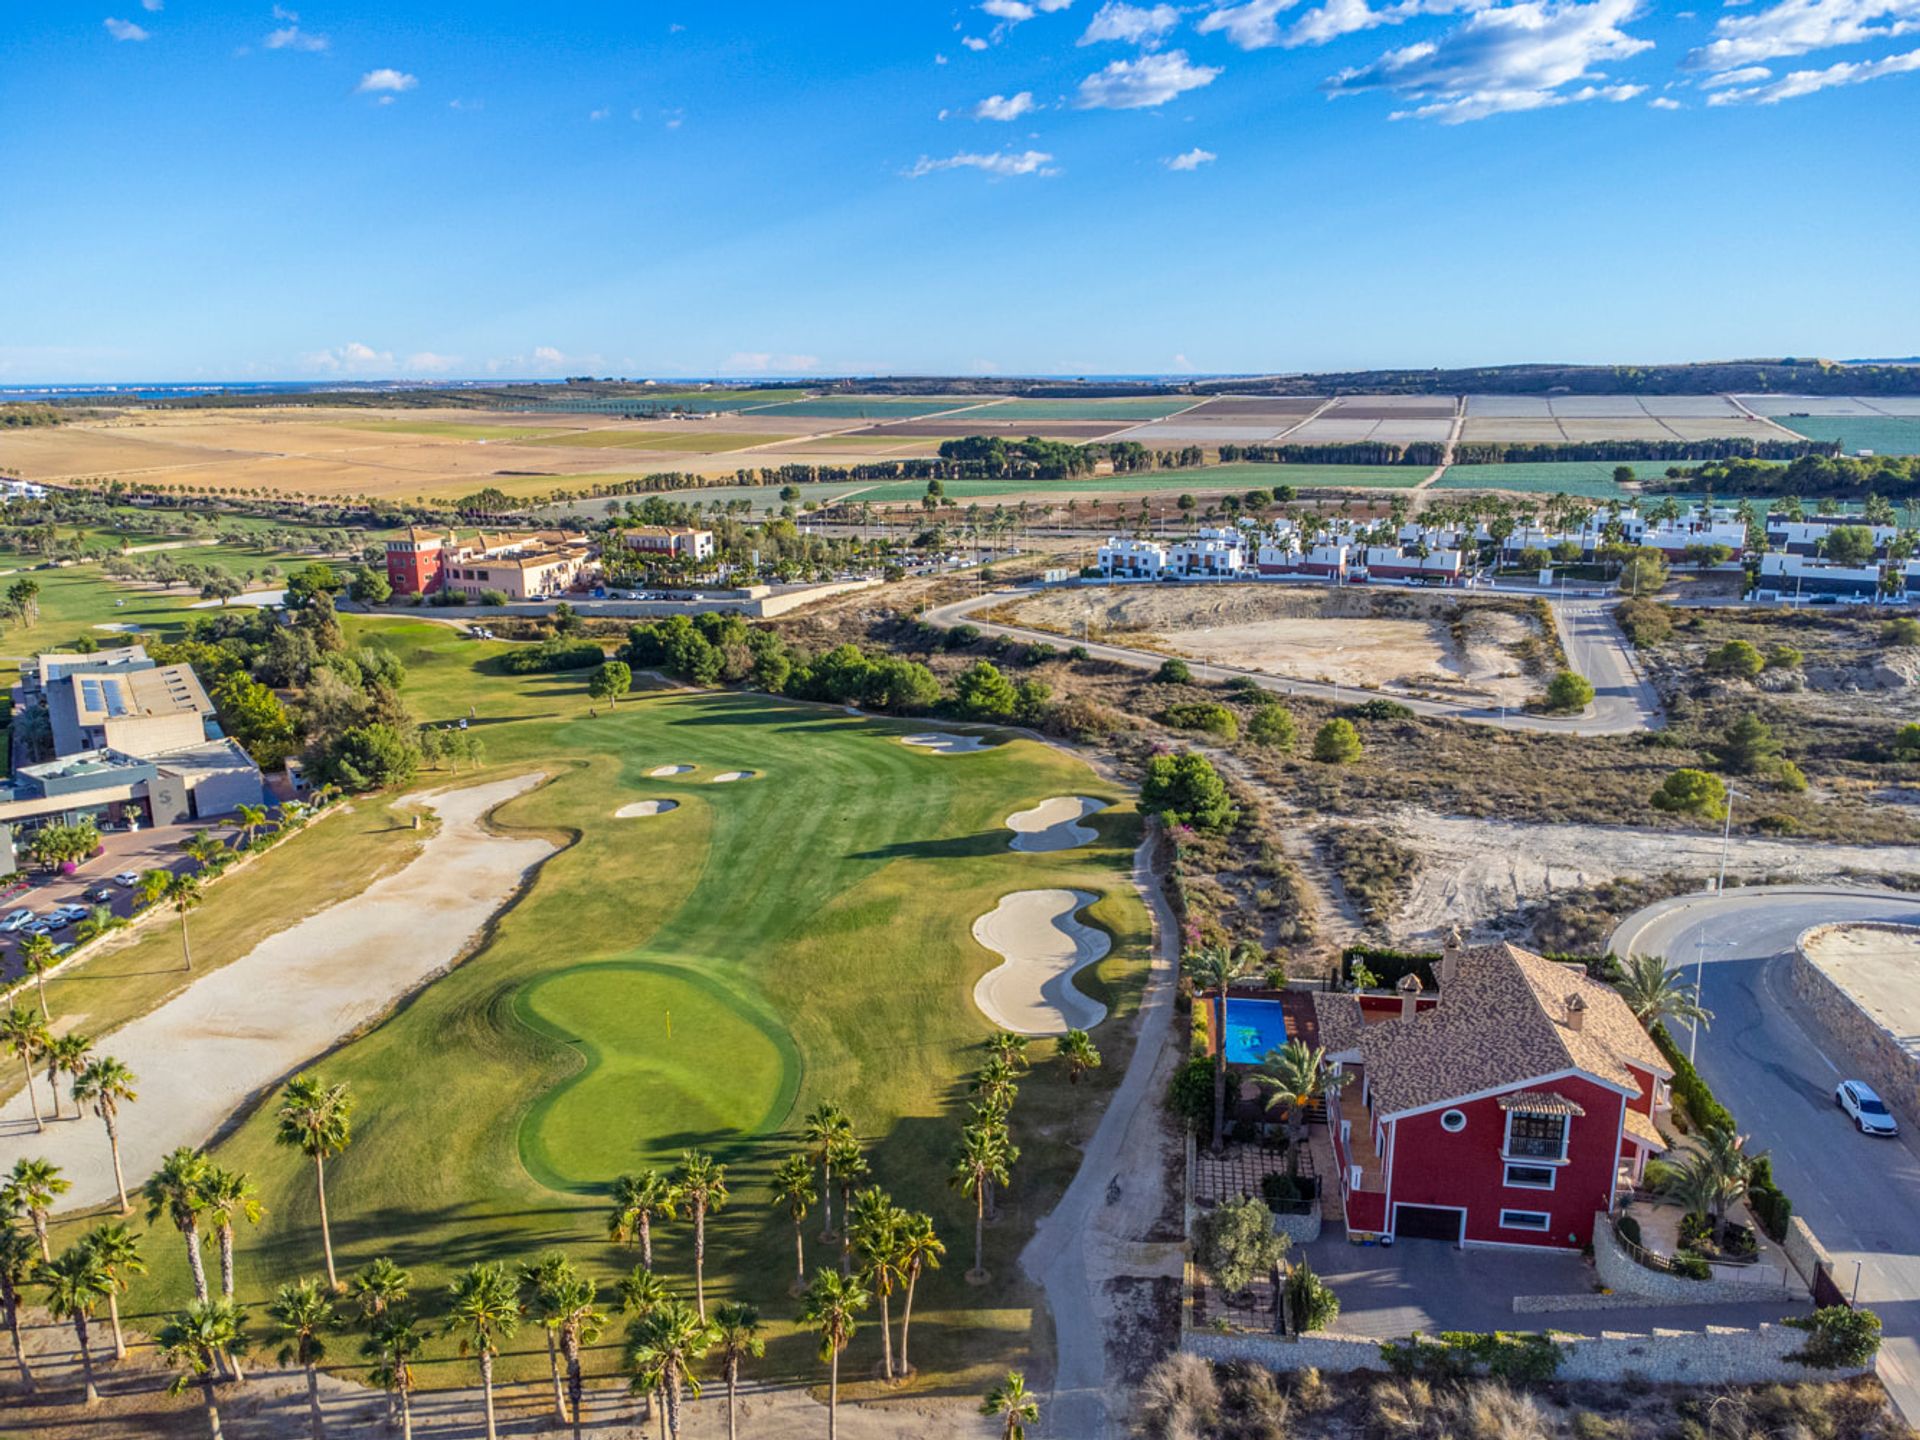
(77, 619), (1149, 1397)
(853, 462), (1426, 503)
(1434, 460), (1686, 497)
(742, 397), (980, 420)
(1766, 415), (1920, 456)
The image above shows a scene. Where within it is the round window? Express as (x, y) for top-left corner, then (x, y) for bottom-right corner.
(1440, 1109), (1467, 1133)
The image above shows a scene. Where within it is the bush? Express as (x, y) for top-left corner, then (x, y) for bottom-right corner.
(1246, 704), (1296, 750)
(1892, 723), (1920, 762)
(1784, 1306), (1883, 1368)
(1705, 639), (1765, 679)
(1140, 752), (1237, 833)
(1044, 696), (1127, 742)
(1650, 768), (1727, 820)
(1198, 1196), (1290, 1295)
(1345, 698), (1412, 721)
(1649, 1023), (1736, 1133)
(1155, 658), (1194, 685)
(1283, 1260), (1340, 1335)
(1748, 1154), (1793, 1242)
(478, 589), (510, 607)
(1312, 718), (1363, 764)
(320, 722), (420, 792)
(1545, 670), (1595, 712)
(1716, 713), (1783, 775)
(953, 660), (1018, 719)
(1616, 1214), (1642, 1247)
(1886, 617), (1920, 647)
(1615, 599), (1672, 647)
(944, 624), (981, 650)
(1163, 701), (1238, 741)
(498, 638), (606, 674)
(1766, 644), (1804, 669)
(1671, 1252), (1711, 1282)
(1166, 1055), (1215, 1127)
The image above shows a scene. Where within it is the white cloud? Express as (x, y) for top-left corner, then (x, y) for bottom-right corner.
(272, 4), (298, 18)
(1705, 42), (1920, 98)
(1649, 93), (1684, 104)
(141, 0), (163, 10)
(1080, 2), (1183, 44)
(103, 17), (150, 41)
(1166, 146), (1219, 167)
(1077, 48), (1223, 106)
(356, 68), (418, 95)
(1326, 0), (1655, 121)
(724, 353), (824, 373)
(305, 342), (395, 375)
(973, 90), (1038, 119)
(905, 148), (1059, 178)
(1686, 0), (1920, 71)
(589, 107), (610, 121)
(1197, 0), (1298, 48)
(936, 52), (950, 63)
(1700, 61), (1775, 82)
(984, 0), (1036, 16)
(265, 24), (328, 52)
(403, 352), (462, 374)
(963, 35), (992, 49)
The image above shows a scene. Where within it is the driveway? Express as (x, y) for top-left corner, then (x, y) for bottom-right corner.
(923, 588), (1662, 737)
(1611, 885), (1920, 1420)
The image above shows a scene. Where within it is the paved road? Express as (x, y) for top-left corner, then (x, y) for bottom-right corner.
(1611, 886), (1920, 1420)
(925, 588), (1663, 736)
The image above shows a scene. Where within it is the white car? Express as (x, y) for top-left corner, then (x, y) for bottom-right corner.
(0, 909), (36, 933)
(114, 872), (140, 888)
(1836, 1080), (1899, 1136)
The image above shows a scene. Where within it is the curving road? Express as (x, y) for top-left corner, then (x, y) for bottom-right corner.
(1611, 886), (1920, 1421)
(925, 587), (1662, 736)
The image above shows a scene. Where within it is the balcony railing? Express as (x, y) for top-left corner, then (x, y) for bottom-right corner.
(1503, 1135), (1567, 1160)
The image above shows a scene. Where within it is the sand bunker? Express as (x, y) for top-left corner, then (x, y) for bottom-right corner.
(971, 888), (1110, 1035)
(711, 770), (756, 783)
(648, 764), (695, 777)
(0, 773), (554, 1212)
(1007, 797), (1108, 853)
(615, 799), (680, 818)
(903, 733), (992, 754)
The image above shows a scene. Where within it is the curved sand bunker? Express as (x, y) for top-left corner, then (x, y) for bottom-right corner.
(903, 733), (992, 755)
(971, 888), (1110, 1035)
(1007, 797), (1108, 853)
(648, 764), (695, 777)
(616, 799), (680, 818)
(711, 770), (756, 783)
(0, 773), (555, 1212)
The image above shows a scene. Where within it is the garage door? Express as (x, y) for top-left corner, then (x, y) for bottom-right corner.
(1394, 1205), (1464, 1242)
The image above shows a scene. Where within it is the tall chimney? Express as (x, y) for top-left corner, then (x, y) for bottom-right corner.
(1397, 972), (1424, 1020)
(1565, 993), (1588, 1033)
(1440, 927), (1464, 991)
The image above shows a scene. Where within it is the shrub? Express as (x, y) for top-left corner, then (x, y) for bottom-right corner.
(478, 589), (510, 607)
(1198, 1196), (1290, 1294)
(1044, 696), (1126, 742)
(1155, 658), (1194, 685)
(498, 638), (607, 675)
(1747, 1154), (1793, 1242)
(1774, 758), (1808, 792)
(1163, 700), (1239, 741)
(1345, 698), (1412, 722)
(1166, 1055), (1215, 1127)
(1784, 1306), (1883, 1368)
(1283, 1260), (1340, 1335)
(944, 624), (981, 650)
(1650, 768), (1727, 820)
(1766, 644), (1804, 669)
(1892, 723), (1920, 762)
(1615, 1213), (1641, 1247)
(1615, 598), (1672, 647)
(1065, 644), (1090, 662)
(1312, 718), (1363, 764)
(1649, 1023), (1737, 1133)
(953, 660), (1018, 719)
(1246, 704), (1296, 750)
(1261, 1171), (1303, 1209)
(1716, 714), (1783, 774)
(1705, 639), (1765, 679)
(1545, 670), (1595, 712)
(1617, 549), (1668, 595)
(1885, 617), (1920, 647)
(1140, 752), (1237, 832)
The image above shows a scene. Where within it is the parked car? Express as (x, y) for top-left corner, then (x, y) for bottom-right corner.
(0, 909), (36, 933)
(26, 917), (67, 935)
(84, 885), (116, 904)
(113, 872), (139, 888)
(53, 904), (92, 923)
(1837, 1080), (1899, 1136)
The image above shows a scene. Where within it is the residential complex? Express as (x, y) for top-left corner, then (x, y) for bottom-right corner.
(384, 528), (595, 598)
(620, 524), (716, 562)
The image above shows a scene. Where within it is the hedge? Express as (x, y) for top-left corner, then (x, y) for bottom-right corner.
(1649, 1022), (1793, 1242)
(1340, 945), (1617, 992)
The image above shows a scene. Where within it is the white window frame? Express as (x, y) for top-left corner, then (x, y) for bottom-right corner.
(1501, 1109), (1571, 1165)
(1503, 1162), (1558, 1191)
(1499, 1208), (1553, 1233)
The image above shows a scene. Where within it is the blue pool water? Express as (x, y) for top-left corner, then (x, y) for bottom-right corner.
(1219, 996), (1290, 1064)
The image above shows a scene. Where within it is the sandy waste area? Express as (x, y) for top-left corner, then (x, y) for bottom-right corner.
(711, 770), (755, 782)
(615, 799), (679, 817)
(971, 888), (1110, 1034)
(648, 763), (695, 776)
(902, 732), (991, 754)
(1007, 796), (1107, 852)
(0, 773), (554, 1211)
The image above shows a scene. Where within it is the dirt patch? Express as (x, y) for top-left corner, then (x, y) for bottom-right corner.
(1006, 585), (1543, 706)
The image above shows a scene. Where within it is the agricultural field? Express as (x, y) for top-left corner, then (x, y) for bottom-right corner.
(1766, 414), (1920, 455)
(741, 397), (983, 419)
(42, 619), (1151, 1393)
(339, 419), (576, 442)
(1434, 459), (1685, 496)
(532, 429), (795, 453)
(854, 462), (1426, 505)
(974, 397), (1199, 421)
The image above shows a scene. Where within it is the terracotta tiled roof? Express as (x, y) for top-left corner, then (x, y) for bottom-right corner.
(1358, 942), (1668, 1119)
(1314, 993), (1366, 1057)
(1623, 1106), (1668, 1152)
(1498, 1090), (1587, 1117)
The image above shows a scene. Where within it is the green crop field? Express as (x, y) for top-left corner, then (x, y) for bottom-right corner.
(1767, 415), (1920, 456)
(1434, 460), (1687, 497)
(72, 620), (1149, 1395)
(742, 397), (979, 420)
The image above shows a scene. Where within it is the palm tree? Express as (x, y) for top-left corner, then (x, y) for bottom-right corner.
(72, 1056), (138, 1214)
(1615, 952), (1714, 1032)
(135, 867), (172, 910)
(674, 1149), (728, 1319)
(827, 1134), (869, 1277)
(608, 1168), (678, 1272)
(268, 1278), (335, 1440)
(144, 1146), (213, 1302)
(164, 871), (203, 970)
(160, 1300), (246, 1440)
(710, 1302), (763, 1440)
(234, 804), (268, 847)
(449, 1261), (521, 1440)
(799, 1270), (868, 1440)
(351, 1259), (411, 1427)
(2, 1004), (50, 1132)
(18, 932), (57, 1020)
(274, 1073), (353, 1288)
(1659, 1122), (1762, 1246)
(988, 1031), (1030, 1071)
(616, 1264), (671, 1430)
(804, 1101), (853, 1241)
(771, 1152), (816, 1292)
(181, 832), (227, 870)
(848, 1188), (903, 1380)
(894, 1210), (943, 1380)
(78, 1221), (144, 1362)
(971, 1056), (1020, 1117)
(519, 1253), (574, 1426)
(43, 1031), (91, 1123)
(950, 1125), (1012, 1283)
(982, 1370), (1040, 1439)
(0, 1226), (36, 1391)
(1061, 1029), (1102, 1085)
(365, 1312), (430, 1440)
(623, 1296), (715, 1440)
(6, 1157), (70, 1263)
(1183, 942), (1263, 1151)
(533, 1258), (601, 1440)
(39, 1242), (114, 1405)
(202, 1166), (263, 1299)
(1252, 1039), (1351, 1180)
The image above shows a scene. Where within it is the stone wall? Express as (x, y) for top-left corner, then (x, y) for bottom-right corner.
(1274, 1208), (1322, 1245)
(1591, 1210), (1798, 1307)
(1789, 923), (1920, 1126)
(1784, 1216), (1836, 1294)
(1184, 1321), (1872, 1386)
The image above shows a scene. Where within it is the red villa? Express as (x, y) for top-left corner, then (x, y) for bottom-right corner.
(1316, 935), (1671, 1249)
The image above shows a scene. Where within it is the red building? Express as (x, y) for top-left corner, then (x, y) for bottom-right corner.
(1317, 937), (1670, 1249)
(386, 528), (449, 596)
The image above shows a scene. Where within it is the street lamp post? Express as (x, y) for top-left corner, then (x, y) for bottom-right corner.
(1692, 788), (1747, 1065)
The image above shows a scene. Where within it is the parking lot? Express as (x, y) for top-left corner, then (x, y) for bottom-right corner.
(0, 818), (228, 984)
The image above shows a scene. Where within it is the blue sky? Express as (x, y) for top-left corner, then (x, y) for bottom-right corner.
(5, 0), (1917, 382)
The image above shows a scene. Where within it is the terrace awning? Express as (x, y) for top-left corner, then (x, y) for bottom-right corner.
(1498, 1090), (1587, 1117)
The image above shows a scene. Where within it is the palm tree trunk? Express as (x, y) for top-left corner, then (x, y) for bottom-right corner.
(479, 1351), (497, 1440)
(694, 1203), (707, 1318)
(564, 1329), (584, 1440)
(74, 1314), (98, 1405)
(179, 910), (194, 971)
(726, 1360), (739, 1440)
(219, 1225), (236, 1300)
(828, 1350), (840, 1440)
(819, 1161), (833, 1241)
(105, 1112), (129, 1214)
(973, 1190), (986, 1280)
(203, 1376), (226, 1440)
(398, 1381), (413, 1440)
(19, 1054), (42, 1132)
(107, 1289), (126, 1361)
(304, 1361), (324, 1440)
(3, 1286), (34, 1390)
(31, 1213), (51, 1264)
(545, 1330), (566, 1422)
(313, 1154), (337, 1290)
(640, 1213), (653, 1272)
(877, 1291), (894, 1380)
(793, 1219), (806, 1289)
(664, 1370), (682, 1440)
(1212, 1048), (1227, 1152)
(899, 1267), (919, 1377)
(33, 974), (48, 1022)
(227, 1347), (247, 1385)
(47, 1065), (63, 1120)
(184, 1222), (210, 1303)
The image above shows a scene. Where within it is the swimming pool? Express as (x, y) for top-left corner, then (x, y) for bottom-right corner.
(1218, 996), (1290, 1064)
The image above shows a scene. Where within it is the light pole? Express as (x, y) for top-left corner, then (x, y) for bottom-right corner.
(1691, 787), (1747, 1064)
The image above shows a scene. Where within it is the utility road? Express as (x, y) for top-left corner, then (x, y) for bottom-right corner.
(1611, 886), (1920, 1422)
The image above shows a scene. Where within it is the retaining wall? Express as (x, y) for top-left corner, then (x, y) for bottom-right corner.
(1789, 923), (1920, 1126)
(1590, 1210), (1797, 1307)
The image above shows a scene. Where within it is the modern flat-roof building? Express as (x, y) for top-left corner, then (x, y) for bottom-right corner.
(621, 525), (716, 561)
(45, 663), (215, 759)
(20, 645), (155, 702)
(1752, 552), (1882, 602)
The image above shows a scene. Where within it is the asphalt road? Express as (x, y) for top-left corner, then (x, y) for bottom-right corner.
(925, 587), (1663, 736)
(1611, 886), (1920, 1420)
